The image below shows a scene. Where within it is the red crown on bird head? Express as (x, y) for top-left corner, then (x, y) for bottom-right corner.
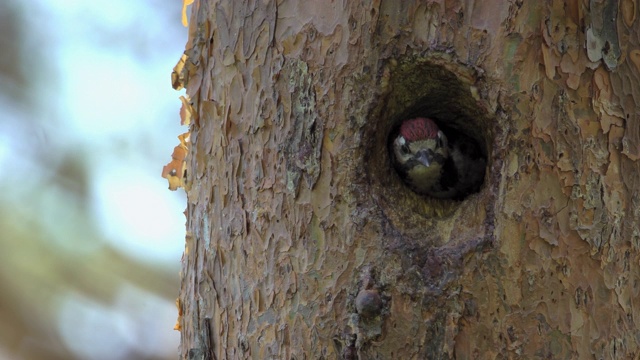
(399, 117), (439, 141)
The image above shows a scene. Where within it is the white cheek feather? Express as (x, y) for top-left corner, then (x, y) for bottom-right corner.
(437, 131), (447, 148)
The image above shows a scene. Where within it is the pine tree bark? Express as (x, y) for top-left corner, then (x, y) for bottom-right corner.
(173, 1), (640, 358)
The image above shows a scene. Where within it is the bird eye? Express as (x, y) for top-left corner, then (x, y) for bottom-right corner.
(396, 136), (410, 155)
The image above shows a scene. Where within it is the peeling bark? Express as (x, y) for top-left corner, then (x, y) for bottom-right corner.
(173, 0), (640, 358)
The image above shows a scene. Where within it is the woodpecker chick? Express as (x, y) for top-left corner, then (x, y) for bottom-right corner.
(391, 117), (485, 200)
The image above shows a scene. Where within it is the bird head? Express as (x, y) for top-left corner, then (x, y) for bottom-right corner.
(392, 117), (448, 168)
(391, 117), (449, 193)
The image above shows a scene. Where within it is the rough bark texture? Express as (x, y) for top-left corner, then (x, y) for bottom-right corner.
(173, 0), (640, 358)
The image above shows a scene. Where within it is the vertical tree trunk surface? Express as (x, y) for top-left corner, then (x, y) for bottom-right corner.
(172, 0), (640, 358)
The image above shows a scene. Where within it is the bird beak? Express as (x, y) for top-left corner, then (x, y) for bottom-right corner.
(415, 149), (432, 167)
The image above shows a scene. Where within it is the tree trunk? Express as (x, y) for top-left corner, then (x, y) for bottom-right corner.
(171, 0), (640, 358)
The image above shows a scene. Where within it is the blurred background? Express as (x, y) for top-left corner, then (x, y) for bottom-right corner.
(0, 0), (189, 359)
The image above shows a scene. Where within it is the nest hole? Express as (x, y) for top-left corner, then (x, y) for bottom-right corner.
(365, 55), (495, 239)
